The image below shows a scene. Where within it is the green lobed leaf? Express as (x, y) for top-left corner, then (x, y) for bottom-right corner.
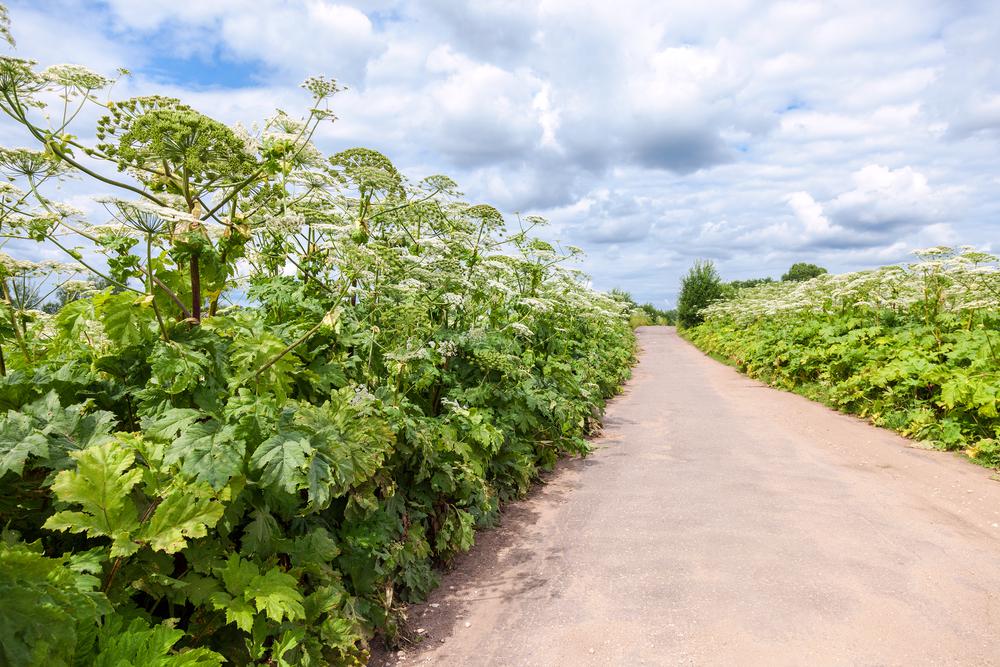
(210, 555), (305, 632)
(93, 291), (156, 348)
(0, 410), (48, 477)
(249, 567), (306, 623)
(141, 484), (225, 553)
(250, 428), (312, 494)
(92, 615), (224, 667)
(149, 342), (211, 395)
(164, 419), (244, 489)
(0, 542), (111, 666)
(0, 391), (117, 478)
(44, 440), (142, 557)
(142, 408), (201, 441)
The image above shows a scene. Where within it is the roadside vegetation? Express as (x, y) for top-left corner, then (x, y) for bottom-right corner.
(0, 12), (635, 666)
(610, 289), (675, 327)
(676, 260), (725, 328)
(680, 247), (1000, 466)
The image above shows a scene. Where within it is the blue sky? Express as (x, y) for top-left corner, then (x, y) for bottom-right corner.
(6, 0), (1000, 306)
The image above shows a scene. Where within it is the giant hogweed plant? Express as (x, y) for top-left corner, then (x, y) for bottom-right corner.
(0, 13), (636, 667)
(686, 247), (1000, 465)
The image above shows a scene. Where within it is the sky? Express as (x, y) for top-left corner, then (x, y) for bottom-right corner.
(5, 0), (1000, 306)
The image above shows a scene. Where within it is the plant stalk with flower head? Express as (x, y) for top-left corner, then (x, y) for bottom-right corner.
(0, 9), (636, 666)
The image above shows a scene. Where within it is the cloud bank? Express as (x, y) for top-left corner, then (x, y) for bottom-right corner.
(6, 0), (1000, 305)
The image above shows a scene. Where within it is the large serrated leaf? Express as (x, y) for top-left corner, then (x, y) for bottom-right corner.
(94, 291), (156, 348)
(207, 591), (255, 633)
(250, 428), (312, 494)
(44, 440), (142, 556)
(92, 615), (224, 666)
(0, 411), (48, 477)
(210, 555), (305, 632)
(0, 542), (110, 666)
(164, 419), (244, 489)
(249, 567), (305, 623)
(216, 552), (259, 593)
(0, 391), (117, 477)
(142, 408), (201, 442)
(149, 342), (211, 395)
(141, 485), (224, 553)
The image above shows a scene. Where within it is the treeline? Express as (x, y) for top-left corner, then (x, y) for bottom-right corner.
(676, 260), (827, 328)
(609, 289), (676, 327)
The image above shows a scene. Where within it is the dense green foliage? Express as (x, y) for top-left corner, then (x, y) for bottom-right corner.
(685, 247), (999, 466)
(726, 277), (774, 291)
(781, 262), (827, 282)
(609, 289), (674, 327)
(0, 22), (635, 666)
(634, 303), (675, 326)
(676, 260), (724, 328)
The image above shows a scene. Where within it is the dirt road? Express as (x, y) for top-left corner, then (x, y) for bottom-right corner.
(379, 326), (1000, 666)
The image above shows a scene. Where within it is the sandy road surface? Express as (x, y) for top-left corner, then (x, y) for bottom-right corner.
(376, 326), (1000, 666)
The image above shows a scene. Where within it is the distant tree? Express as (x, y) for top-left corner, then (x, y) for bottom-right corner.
(40, 275), (117, 314)
(781, 262), (827, 282)
(610, 289), (675, 327)
(677, 260), (724, 328)
(638, 302), (674, 325)
(609, 288), (637, 307)
(728, 277), (775, 290)
(719, 276), (774, 300)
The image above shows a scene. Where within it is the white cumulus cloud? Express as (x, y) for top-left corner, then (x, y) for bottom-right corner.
(3, 0), (999, 306)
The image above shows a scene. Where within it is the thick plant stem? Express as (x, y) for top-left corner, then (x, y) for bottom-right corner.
(182, 175), (202, 323)
(146, 236), (169, 340)
(190, 256), (201, 322)
(209, 201), (239, 317)
(1, 279), (30, 364)
(152, 276), (192, 320)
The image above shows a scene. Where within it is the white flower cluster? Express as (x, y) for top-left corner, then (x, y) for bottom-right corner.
(440, 292), (464, 307)
(260, 210), (306, 233)
(703, 246), (1000, 323)
(508, 322), (534, 338)
(231, 122), (260, 155)
(0, 147), (66, 177)
(0, 181), (26, 198)
(349, 384), (373, 406)
(519, 297), (551, 313)
(395, 278), (426, 293)
(0, 252), (78, 276)
(415, 237), (448, 252)
(41, 64), (111, 90)
(428, 339), (457, 358)
(385, 340), (431, 363)
(60, 278), (95, 294)
(96, 196), (199, 236)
